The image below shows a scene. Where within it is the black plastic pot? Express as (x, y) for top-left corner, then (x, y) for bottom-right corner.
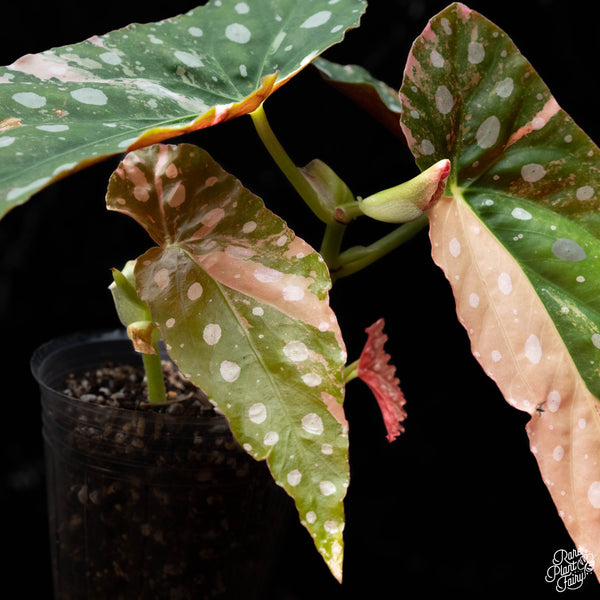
(31, 330), (288, 600)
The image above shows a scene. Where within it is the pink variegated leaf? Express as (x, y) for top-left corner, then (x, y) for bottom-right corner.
(400, 2), (600, 578)
(358, 318), (407, 442)
(429, 195), (600, 573)
(106, 143), (348, 581)
(0, 0), (367, 217)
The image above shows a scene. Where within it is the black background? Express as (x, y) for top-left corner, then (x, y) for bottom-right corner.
(2, 0), (600, 597)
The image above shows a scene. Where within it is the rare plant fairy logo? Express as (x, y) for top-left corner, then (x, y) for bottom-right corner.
(545, 548), (595, 592)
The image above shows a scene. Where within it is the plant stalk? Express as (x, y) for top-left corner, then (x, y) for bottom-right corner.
(250, 104), (331, 223)
(333, 214), (429, 280)
(343, 359), (360, 383)
(320, 220), (347, 272)
(142, 350), (167, 404)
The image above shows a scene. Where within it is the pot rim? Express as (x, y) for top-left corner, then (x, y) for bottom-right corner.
(30, 329), (225, 424)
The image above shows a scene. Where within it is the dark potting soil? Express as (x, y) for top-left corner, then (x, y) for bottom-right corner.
(45, 361), (285, 600)
(60, 360), (217, 416)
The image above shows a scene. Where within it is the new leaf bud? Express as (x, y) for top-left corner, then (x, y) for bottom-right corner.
(359, 159), (451, 223)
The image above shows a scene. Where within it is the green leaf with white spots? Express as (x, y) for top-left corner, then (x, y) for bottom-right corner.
(106, 143), (348, 581)
(0, 0), (366, 217)
(312, 57), (404, 138)
(401, 2), (600, 580)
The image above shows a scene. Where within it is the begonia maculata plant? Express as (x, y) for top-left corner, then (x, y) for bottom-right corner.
(2, 0), (600, 585)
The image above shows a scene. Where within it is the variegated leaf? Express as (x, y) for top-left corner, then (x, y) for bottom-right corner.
(312, 57), (404, 138)
(400, 2), (600, 576)
(0, 0), (366, 216)
(106, 143), (348, 581)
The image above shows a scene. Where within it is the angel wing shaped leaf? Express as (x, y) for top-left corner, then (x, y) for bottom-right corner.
(106, 143), (349, 581)
(400, 2), (600, 577)
(0, 0), (366, 216)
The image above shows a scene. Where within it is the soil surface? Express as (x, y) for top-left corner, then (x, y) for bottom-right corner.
(60, 360), (216, 416)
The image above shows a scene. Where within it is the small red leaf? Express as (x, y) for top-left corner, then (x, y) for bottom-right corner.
(358, 318), (407, 442)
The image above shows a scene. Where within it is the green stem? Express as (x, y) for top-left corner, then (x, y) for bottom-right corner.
(343, 359), (360, 383)
(320, 220), (347, 272)
(333, 214), (429, 280)
(142, 350), (167, 404)
(335, 200), (364, 223)
(250, 104), (330, 223)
